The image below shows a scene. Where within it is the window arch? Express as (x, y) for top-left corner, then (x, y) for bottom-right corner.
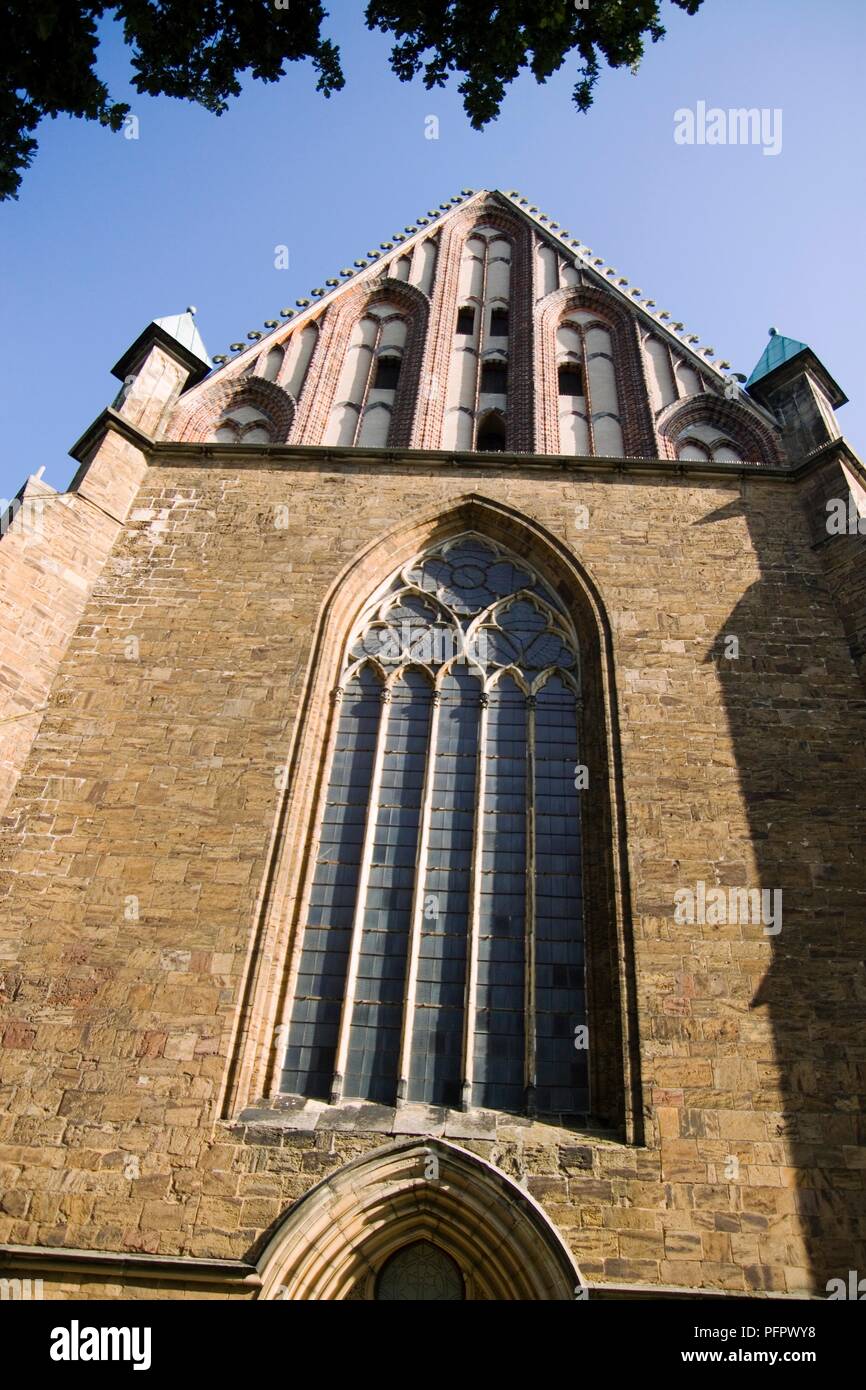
(172, 377), (294, 445)
(675, 423), (743, 463)
(210, 402), (275, 445)
(656, 396), (783, 466)
(475, 412), (506, 452)
(280, 534), (588, 1117)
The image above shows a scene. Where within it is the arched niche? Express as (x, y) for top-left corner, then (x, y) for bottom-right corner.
(221, 495), (641, 1144)
(656, 395), (784, 466)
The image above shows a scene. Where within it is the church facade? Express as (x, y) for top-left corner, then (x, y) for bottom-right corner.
(1, 188), (865, 1300)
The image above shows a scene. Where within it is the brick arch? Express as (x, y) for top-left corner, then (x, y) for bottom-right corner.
(535, 286), (656, 458)
(292, 278), (430, 448)
(657, 394), (784, 466)
(170, 375), (295, 445)
(223, 493), (642, 1144)
(414, 205), (535, 452)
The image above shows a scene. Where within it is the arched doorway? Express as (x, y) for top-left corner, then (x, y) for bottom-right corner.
(256, 1138), (583, 1300)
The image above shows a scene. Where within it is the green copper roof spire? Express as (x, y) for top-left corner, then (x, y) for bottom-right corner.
(747, 327), (809, 387)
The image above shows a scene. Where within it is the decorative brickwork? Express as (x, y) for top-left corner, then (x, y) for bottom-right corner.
(413, 204), (535, 452)
(171, 376), (295, 445)
(657, 394), (784, 466)
(290, 279), (430, 448)
(535, 286), (658, 457)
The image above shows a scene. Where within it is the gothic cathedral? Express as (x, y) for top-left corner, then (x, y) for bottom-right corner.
(1, 189), (865, 1300)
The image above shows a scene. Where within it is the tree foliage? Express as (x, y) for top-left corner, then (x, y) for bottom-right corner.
(366, 1), (704, 130)
(0, 1), (704, 201)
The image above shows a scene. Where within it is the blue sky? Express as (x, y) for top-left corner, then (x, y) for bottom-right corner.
(1, 0), (864, 501)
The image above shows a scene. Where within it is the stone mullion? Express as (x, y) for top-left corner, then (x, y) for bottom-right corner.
(396, 689), (441, 1103)
(524, 691), (538, 1113)
(460, 689), (489, 1110)
(264, 684), (346, 1099)
(330, 686), (392, 1102)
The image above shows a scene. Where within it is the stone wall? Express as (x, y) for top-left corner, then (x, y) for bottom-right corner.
(1, 447), (865, 1298)
(0, 431), (146, 820)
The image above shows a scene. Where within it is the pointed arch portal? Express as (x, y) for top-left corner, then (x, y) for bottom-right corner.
(255, 1139), (583, 1300)
(222, 496), (640, 1142)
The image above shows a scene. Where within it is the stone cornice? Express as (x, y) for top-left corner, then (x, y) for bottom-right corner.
(0, 1242), (260, 1288)
(144, 436), (863, 485)
(67, 411), (863, 489)
(68, 407), (156, 466)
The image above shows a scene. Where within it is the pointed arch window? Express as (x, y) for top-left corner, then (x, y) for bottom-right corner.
(281, 536), (588, 1118)
(476, 413), (506, 452)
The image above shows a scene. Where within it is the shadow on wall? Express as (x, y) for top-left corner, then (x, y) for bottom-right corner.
(699, 493), (866, 1295)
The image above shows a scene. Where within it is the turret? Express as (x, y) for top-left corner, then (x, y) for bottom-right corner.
(746, 327), (846, 457)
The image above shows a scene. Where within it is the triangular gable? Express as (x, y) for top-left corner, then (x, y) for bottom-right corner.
(192, 188), (740, 406)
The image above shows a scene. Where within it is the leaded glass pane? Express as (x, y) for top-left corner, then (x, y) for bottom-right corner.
(344, 671), (433, 1102)
(534, 677), (588, 1115)
(473, 675), (526, 1112)
(281, 666), (382, 1098)
(408, 668), (479, 1106)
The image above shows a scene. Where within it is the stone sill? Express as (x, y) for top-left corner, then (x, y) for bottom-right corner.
(231, 1094), (623, 1148)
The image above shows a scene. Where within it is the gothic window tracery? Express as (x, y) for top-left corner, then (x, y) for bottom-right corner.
(281, 535), (588, 1118)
